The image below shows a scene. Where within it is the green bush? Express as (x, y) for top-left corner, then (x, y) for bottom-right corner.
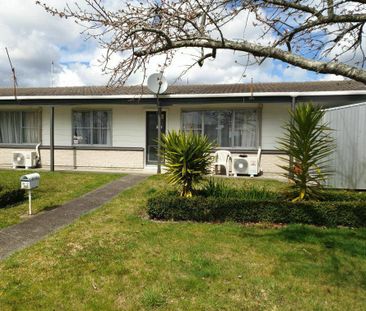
(0, 185), (25, 208)
(160, 130), (213, 197)
(319, 190), (366, 202)
(147, 194), (366, 227)
(277, 103), (335, 201)
(200, 178), (280, 200)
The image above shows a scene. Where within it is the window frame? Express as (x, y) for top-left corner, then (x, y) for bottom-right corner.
(71, 109), (113, 146)
(181, 108), (260, 149)
(0, 109), (42, 145)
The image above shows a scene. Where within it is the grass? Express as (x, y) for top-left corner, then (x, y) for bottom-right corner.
(0, 170), (123, 229)
(199, 177), (283, 200)
(0, 175), (365, 310)
(200, 176), (366, 202)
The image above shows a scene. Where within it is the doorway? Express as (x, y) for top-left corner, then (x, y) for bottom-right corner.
(146, 111), (166, 165)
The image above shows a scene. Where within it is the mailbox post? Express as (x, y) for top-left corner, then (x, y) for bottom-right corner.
(20, 173), (40, 215)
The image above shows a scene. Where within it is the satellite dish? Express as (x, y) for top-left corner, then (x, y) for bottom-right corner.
(147, 73), (168, 94)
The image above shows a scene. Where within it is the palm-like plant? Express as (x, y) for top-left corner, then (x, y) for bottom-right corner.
(278, 103), (335, 201)
(160, 130), (213, 197)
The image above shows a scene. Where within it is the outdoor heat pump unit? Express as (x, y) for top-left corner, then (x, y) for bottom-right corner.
(12, 144), (41, 169)
(232, 148), (262, 177)
(12, 151), (38, 169)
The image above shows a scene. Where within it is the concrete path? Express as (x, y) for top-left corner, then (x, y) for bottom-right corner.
(0, 174), (147, 260)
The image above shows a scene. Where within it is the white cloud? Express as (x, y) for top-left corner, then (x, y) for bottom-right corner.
(319, 74), (345, 82)
(0, 1), (346, 88)
(55, 58), (109, 87)
(0, 0), (100, 87)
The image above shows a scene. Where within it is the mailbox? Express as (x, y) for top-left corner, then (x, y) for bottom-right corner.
(20, 173), (40, 190)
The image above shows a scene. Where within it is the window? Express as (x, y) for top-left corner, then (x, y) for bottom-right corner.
(72, 110), (112, 145)
(0, 111), (41, 144)
(182, 109), (258, 148)
(181, 111), (202, 135)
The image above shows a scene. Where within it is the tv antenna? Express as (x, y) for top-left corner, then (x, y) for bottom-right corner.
(5, 47), (18, 101)
(51, 61), (55, 87)
(147, 73), (168, 174)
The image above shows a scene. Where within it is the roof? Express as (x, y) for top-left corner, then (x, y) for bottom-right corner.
(0, 80), (365, 97)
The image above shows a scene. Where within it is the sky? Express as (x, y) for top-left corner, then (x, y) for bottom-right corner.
(0, 0), (345, 88)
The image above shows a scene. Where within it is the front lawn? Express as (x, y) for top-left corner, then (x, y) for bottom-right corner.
(0, 176), (365, 310)
(0, 170), (123, 229)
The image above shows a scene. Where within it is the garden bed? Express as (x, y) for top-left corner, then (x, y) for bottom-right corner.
(147, 180), (366, 227)
(147, 194), (366, 227)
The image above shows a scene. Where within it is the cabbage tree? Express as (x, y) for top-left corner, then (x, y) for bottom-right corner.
(278, 103), (335, 201)
(160, 131), (213, 197)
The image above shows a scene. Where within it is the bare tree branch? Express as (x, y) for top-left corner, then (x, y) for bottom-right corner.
(37, 0), (366, 85)
(134, 37), (366, 83)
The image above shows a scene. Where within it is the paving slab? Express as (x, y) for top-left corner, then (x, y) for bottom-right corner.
(0, 174), (147, 260)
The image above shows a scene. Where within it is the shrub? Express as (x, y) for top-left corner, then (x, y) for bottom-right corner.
(160, 130), (213, 197)
(0, 185), (25, 208)
(147, 194), (366, 227)
(319, 189), (366, 202)
(277, 103), (335, 201)
(200, 178), (280, 200)
(199, 178), (234, 198)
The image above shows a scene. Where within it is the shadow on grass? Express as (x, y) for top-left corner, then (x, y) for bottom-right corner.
(239, 225), (366, 289)
(280, 226), (366, 257)
(241, 225), (366, 258)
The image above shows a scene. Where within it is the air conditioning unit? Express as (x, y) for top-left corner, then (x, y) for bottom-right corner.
(232, 155), (261, 177)
(13, 151), (38, 169)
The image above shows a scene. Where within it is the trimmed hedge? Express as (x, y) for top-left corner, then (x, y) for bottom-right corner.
(147, 194), (366, 227)
(0, 186), (25, 208)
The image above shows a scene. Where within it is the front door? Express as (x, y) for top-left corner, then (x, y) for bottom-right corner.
(146, 111), (166, 165)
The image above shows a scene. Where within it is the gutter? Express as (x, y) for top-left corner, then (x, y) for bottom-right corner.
(0, 90), (366, 101)
(323, 101), (366, 111)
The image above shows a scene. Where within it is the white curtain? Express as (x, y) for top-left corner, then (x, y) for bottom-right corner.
(93, 111), (111, 145)
(182, 111), (202, 135)
(22, 111), (41, 143)
(0, 112), (21, 143)
(182, 109), (258, 148)
(73, 111), (92, 144)
(233, 110), (257, 148)
(0, 111), (40, 144)
(203, 110), (233, 147)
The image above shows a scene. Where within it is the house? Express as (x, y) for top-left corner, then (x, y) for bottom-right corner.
(0, 80), (365, 174)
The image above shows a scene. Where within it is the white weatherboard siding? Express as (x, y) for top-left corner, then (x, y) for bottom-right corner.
(261, 103), (290, 150)
(39, 149), (144, 169)
(166, 106), (181, 132)
(42, 106), (72, 146)
(41, 107), (50, 144)
(113, 106), (145, 147)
